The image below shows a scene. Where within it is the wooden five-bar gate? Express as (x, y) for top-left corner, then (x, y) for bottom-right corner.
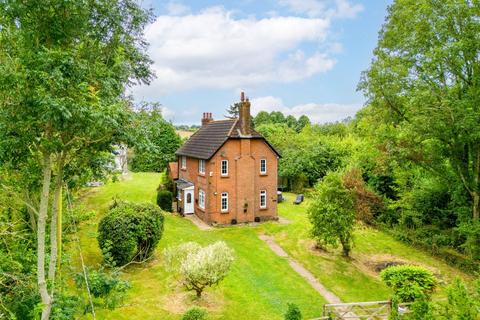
(312, 300), (411, 320)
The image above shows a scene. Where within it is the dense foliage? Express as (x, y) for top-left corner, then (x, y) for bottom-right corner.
(129, 103), (181, 172)
(164, 241), (234, 297)
(380, 265), (436, 302)
(98, 201), (165, 266)
(308, 171), (355, 256)
(254, 111), (311, 132)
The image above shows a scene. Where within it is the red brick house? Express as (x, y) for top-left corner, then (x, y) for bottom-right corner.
(170, 93), (280, 225)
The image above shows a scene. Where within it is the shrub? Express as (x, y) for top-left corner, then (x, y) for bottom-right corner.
(98, 201), (164, 266)
(182, 307), (207, 320)
(308, 171), (355, 256)
(164, 241), (234, 297)
(157, 190), (173, 212)
(380, 265), (436, 302)
(75, 268), (130, 312)
(284, 303), (302, 320)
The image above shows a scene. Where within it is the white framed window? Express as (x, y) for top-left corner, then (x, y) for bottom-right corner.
(260, 159), (267, 174)
(221, 160), (228, 176)
(198, 159), (205, 174)
(181, 156), (186, 169)
(260, 190), (267, 208)
(221, 192), (228, 212)
(198, 189), (205, 209)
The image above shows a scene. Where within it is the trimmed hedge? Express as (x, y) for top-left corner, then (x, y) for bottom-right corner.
(157, 190), (173, 212)
(97, 201), (164, 266)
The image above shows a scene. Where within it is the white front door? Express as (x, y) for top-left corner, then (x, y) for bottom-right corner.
(184, 187), (194, 214)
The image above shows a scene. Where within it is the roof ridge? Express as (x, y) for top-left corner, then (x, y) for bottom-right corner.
(227, 119), (238, 137)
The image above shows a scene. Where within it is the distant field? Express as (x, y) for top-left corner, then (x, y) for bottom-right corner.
(70, 172), (471, 320)
(176, 130), (195, 139)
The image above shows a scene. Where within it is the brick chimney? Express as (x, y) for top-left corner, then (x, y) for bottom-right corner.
(239, 92), (251, 135)
(201, 112), (213, 126)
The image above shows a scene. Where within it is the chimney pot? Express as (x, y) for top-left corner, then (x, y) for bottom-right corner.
(201, 112), (213, 126)
(240, 91), (245, 102)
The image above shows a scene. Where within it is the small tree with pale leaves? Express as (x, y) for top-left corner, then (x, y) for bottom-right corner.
(164, 241), (234, 298)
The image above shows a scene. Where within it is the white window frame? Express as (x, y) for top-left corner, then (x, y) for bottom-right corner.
(198, 159), (205, 174)
(198, 189), (205, 209)
(260, 190), (267, 208)
(221, 160), (228, 176)
(181, 156), (186, 169)
(260, 159), (267, 174)
(221, 192), (228, 212)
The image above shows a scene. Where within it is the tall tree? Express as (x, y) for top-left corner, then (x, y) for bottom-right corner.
(129, 103), (181, 172)
(225, 102), (241, 119)
(0, 1), (153, 318)
(359, 0), (480, 220)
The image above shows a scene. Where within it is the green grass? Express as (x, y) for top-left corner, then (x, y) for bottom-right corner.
(70, 173), (326, 320)
(69, 172), (471, 319)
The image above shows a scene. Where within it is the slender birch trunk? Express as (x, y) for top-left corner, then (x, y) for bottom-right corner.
(38, 152), (53, 320)
(48, 153), (65, 292)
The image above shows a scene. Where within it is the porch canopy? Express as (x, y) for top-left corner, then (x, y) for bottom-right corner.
(175, 178), (194, 190)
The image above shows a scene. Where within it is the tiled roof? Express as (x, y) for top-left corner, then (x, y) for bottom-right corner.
(167, 162), (178, 180)
(175, 119), (279, 159)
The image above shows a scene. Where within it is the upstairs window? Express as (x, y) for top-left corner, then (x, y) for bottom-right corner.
(181, 156), (186, 169)
(221, 160), (228, 176)
(260, 190), (267, 208)
(221, 192), (228, 212)
(199, 159), (205, 174)
(199, 189), (205, 209)
(260, 159), (267, 174)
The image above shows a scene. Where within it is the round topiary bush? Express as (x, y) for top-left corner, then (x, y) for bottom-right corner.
(157, 190), (173, 212)
(97, 201), (165, 266)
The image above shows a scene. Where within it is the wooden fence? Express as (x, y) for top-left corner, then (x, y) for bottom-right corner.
(310, 300), (411, 320)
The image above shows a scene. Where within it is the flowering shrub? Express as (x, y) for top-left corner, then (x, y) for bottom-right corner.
(164, 241), (234, 297)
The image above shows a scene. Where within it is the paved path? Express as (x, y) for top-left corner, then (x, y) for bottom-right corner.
(184, 214), (213, 230)
(258, 234), (342, 304)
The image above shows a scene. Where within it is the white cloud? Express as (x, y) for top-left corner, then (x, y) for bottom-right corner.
(278, 0), (363, 19)
(250, 96), (362, 123)
(132, 7), (335, 98)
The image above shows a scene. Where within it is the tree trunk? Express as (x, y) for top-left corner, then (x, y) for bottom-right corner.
(48, 154), (65, 292)
(196, 289), (202, 298)
(473, 192), (479, 221)
(38, 152), (53, 320)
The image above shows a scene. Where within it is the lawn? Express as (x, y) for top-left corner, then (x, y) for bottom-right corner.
(69, 172), (470, 319)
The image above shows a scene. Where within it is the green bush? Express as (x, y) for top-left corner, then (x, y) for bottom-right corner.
(157, 190), (173, 212)
(97, 201), (165, 266)
(380, 265), (436, 302)
(182, 307), (207, 320)
(308, 171), (355, 256)
(284, 303), (302, 320)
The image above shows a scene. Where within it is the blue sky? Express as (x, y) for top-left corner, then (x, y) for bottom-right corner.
(132, 0), (392, 124)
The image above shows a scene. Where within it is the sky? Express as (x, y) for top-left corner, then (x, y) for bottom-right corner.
(131, 0), (393, 125)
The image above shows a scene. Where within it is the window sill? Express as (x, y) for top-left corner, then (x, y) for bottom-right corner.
(259, 173), (268, 176)
(220, 175), (229, 178)
(259, 207), (268, 211)
(198, 173), (206, 176)
(220, 210), (229, 214)
(197, 206), (205, 212)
